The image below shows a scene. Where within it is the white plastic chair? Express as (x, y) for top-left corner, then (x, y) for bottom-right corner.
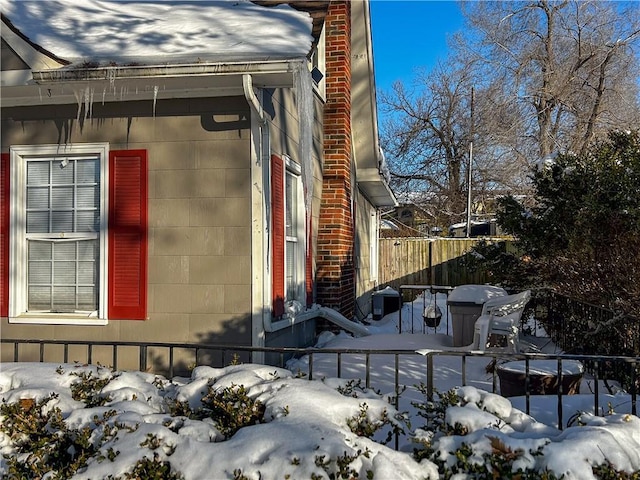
(471, 290), (531, 352)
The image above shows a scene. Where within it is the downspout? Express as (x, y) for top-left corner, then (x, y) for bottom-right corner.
(267, 304), (370, 337)
(244, 72), (293, 335)
(244, 74), (271, 351)
(245, 97), (367, 336)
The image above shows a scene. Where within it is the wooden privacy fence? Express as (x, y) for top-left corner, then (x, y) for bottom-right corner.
(378, 237), (513, 291)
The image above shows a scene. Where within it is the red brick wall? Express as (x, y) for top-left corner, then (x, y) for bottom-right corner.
(316, 1), (355, 319)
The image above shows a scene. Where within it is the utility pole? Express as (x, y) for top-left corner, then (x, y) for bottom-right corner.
(466, 86), (474, 238)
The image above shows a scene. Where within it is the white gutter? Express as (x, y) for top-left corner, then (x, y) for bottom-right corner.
(4, 58), (309, 108)
(242, 74), (265, 124)
(351, 0), (397, 208)
(31, 60), (301, 83)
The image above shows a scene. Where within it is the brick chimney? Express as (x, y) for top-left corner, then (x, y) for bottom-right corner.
(316, 1), (355, 319)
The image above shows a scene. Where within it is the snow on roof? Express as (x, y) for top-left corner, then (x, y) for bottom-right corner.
(449, 219), (494, 230)
(0, 0), (314, 66)
(380, 218), (400, 230)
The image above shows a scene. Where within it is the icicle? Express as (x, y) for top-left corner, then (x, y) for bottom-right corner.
(293, 62), (316, 261)
(152, 85), (159, 117)
(102, 87), (106, 105)
(83, 86), (90, 121)
(89, 88), (94, 119)
(73, 89), (82, 121)
(107, 67), (117, 95)
(294, 61), (315, 220)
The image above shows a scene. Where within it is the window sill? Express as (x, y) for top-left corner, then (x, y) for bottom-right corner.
(9, 315), (108, 326)
(269, 315), (305, 332)
(267, 305), (318, 332)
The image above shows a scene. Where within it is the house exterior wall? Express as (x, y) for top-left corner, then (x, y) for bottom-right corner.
(1, 96), (255, 371)
(263, 85), (325, 348)
(354, 188), (377, 320)
(2, 0), (390, 357)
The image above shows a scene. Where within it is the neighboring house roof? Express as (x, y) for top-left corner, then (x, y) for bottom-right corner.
(380, 218), (401, 231)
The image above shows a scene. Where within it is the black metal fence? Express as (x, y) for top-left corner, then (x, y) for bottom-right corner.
(395, 286), (640, 389)
(2, 338), (637, 434)
(533, 290), (640, 356)
(526, 290), (640, 390)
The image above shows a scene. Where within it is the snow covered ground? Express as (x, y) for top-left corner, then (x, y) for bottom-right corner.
(292, 292), (635, 418)
(1, 291), (639, 479)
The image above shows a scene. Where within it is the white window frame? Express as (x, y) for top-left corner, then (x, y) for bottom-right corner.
(284, 156), (306, 308)
(9, 143), (109, 325)
(309, 25), (326, 100)
(370, 211), (379, 283)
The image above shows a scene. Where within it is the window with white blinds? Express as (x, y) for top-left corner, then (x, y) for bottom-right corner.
(26, 156), (100, 313)
(9, 143), (109, 324)
(285, 170), (298, 301)
(284, 160), (305, 305)
(370, 212), (379, 282)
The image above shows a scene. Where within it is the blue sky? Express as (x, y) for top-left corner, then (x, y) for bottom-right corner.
(370, 1), (464, 93)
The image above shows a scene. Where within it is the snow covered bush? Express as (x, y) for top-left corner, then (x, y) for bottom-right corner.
(0, 363), (432, 479)
(411, 385), (640, 479)
(1, 363), (639, 479)
(0, 394), (109, 479)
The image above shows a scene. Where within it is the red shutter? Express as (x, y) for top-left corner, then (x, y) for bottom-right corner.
(306, 215), (313, 307)
(108, 150), (148, 320)
(1, 153), (9, 317)
(271, 154), (285, 317)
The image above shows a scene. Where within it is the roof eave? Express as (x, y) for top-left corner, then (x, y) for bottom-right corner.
(350, 0), (396, 208)
(2, 59), (306, 107)
(358, 168), (398, 208)
(1, 15), (68, 71)
(31, 59), (305, 84)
